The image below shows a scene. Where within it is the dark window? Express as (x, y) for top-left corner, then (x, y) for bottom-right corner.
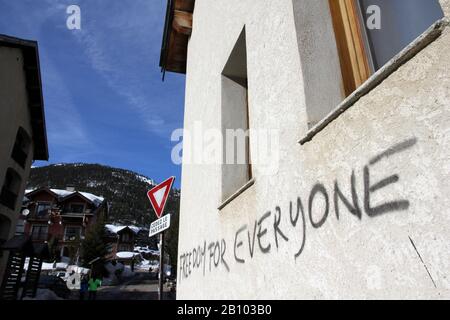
(11, 128), (31, 168)
(118, 244), (132, 252)
(31, 225), (48, 241)
(121, 233), (131, 242)
(69, 204), (85, 213)
(0, 214), (11, 258)
(64, 226), (81, 241)
(15, 219), (25, 235)
(330, 0), (444, 97)
(0, 168), (22, 210)
(62, 246), (70, 257)
(36, 202), (52, 217)
(359, 0), (444, 70)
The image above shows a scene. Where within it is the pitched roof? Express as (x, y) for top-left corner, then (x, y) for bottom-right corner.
(105, 224), (141, 235)
(25, 188), (105, 207)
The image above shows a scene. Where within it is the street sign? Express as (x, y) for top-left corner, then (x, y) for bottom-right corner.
(149, 214), (171, 238)
(147, 176), (175, 219)
(146, 176), (175, 301)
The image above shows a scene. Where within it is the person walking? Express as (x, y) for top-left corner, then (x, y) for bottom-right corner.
(79, 274), (89, 300)
(88, 275), (102, 300)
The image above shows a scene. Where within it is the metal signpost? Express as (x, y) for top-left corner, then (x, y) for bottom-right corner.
(146, 176), (175, 300)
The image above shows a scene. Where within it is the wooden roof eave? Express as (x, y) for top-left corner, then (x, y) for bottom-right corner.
(160, 0), (195, 76)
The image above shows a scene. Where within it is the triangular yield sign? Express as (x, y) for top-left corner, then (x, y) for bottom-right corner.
(147, 176), (175, 219)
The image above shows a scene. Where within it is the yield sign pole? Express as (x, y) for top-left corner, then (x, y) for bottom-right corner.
(146, 176), (175, 300)
(158, 231), (165, 301)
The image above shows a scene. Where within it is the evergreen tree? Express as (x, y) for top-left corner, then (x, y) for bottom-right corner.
(81, 219), (107, 268)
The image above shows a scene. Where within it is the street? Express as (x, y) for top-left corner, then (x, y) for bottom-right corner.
(77, 271), (175, 301)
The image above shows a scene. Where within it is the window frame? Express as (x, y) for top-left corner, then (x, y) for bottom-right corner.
(11, 127), (31, 169)
(329, 0), (372, 97)
(64, 225), (82, 241)
(36, 202), (52, 217)
(0, 168), (22, 210)
(31, 224), (48, 241)
(69, 203), (85, 214)
(329, 0), (444, 97)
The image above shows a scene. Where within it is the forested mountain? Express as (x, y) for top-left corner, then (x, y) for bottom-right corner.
(27, 163), (180, 227)
(27, 163), (181, 267)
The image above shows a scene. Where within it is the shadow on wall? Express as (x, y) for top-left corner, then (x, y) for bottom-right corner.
(292, 0), (344, 128)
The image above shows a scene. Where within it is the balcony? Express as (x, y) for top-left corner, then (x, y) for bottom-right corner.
(0, 188), (18, 210)
(29, 209), (51, 221)
(31, 234), (49, 242)
(61, 211), (85, 216)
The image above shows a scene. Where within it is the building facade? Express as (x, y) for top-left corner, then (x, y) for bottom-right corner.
(161, 0), (450, 299)
(22, 188), (108, 263)
(105, 224), (140, 259)
(0, 35), (48, 289)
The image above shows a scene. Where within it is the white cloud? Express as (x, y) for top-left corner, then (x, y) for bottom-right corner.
(41, 50), (95, 155)
(70, 0), (172, 137)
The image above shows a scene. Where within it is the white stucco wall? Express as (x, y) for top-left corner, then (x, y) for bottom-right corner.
(440, 0), (450, 16)
(177, 0), (450, 299)
(0, 46), (35, 284)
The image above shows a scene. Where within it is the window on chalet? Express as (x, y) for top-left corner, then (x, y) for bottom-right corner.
(330, 0), (444, 96)
(69, 203), (85, 214)
(0, 168), (22, 210)
(0, 214), (11, 258)
(106, 243), (113, 254)
(121, 233), (131, 242)
(15, 219), (25, 235)
(220, 27), (253, 205)
(118, 244), (132, 252)
(64, 226), (81, 241)
(31, 224), (48, 241)
(36, 202), (52, 217)
(11, 127), (31, 168)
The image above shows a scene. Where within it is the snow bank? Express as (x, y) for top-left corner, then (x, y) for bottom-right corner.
(116, 251), (140, 259)
(134, 246), (159, 255)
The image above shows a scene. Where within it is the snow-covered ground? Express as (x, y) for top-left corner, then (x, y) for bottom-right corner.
(134, 246), (159, 256)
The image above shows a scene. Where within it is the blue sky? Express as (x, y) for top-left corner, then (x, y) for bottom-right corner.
(0, 0), (185, 187)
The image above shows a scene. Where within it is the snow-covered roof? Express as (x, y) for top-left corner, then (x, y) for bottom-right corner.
(78, 192), (104, 206)
(25, 188), (105, 207)
(50, 189), (74, 198)
(105, 224), (141, 235)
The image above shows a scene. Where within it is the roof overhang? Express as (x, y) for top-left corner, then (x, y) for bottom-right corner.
(25, 188), (58, 199)
(0, 34), (49, 161)
(159, 0), (195, 77)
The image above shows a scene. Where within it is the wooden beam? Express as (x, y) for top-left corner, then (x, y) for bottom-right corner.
(329, 0), (371, 97)
(174, 0), (195, 13)
(172, 10), (192, 36)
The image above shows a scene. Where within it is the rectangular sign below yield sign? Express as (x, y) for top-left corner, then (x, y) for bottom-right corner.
(149, 214), (171, 238)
